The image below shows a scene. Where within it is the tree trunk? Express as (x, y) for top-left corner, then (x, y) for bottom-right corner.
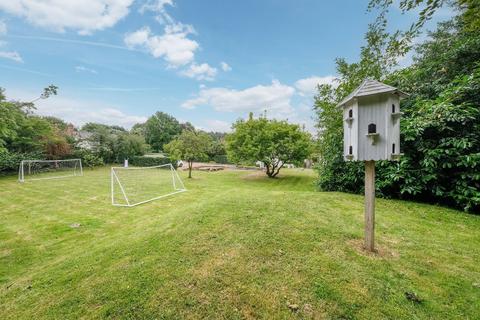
(265, 162), (274, 178)
(188, 161), (193, 178)
(271, 163), (285, 178)
(266, 163), (279, 178)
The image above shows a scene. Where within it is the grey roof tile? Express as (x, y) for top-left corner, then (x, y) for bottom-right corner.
(337, 79), (408, 107)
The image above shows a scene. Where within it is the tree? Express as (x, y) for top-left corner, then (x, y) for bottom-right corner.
(131, 122), (146, 137)
(82, 122), (125, 133)
(81, 123), (147, 163)
(164, 130), (212, 178)
(0, 86), (59, 153)
(144, 112), (181, 152)
(226, 116), (312, 178)
(43, 116), (68, 131)
(314, 1), (480, 211)
(0, 90), (23, 152)
(180, 121), (195, 132)
(114, 133), (148, 162)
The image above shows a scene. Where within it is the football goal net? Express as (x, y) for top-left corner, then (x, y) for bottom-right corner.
(111, 163), (186, 207)
(18, 159), (83, 182)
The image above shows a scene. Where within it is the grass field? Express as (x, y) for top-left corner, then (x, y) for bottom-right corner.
(1, 167), (479, 319)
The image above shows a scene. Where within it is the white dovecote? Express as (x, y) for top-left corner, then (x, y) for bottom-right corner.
(338, 79), (408, 162)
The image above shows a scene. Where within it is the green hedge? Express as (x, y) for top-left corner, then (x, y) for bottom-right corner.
(129, 156), (176, 168)
(213, 154), (230, 164)
(68, 149), (104, 169)
(0, 151), (44, 173)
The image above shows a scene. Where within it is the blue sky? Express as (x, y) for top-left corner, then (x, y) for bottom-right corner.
(0, 0), (453, 132)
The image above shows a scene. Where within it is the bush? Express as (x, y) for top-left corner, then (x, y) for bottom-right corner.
(129, 156), (176, 168)
(71, 149), (104, 169)
(82, 153), (104, 169)
(0, 151), (44, 173)
(213, 154), (229, 164)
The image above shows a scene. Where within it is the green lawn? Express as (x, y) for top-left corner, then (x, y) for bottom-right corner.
(1, 167), (479, 319)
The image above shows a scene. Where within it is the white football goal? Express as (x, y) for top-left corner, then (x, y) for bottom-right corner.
(111, 163), (186, 207)
(18, 159), (83, 182)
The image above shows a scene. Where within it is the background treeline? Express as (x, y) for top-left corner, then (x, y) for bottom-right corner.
(0, 95), (228, 172)
(315, 0), (480, 212)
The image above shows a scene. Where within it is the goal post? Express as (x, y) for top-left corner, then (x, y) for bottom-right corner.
(111, 163), (186, 207)
(18, 159), (83, 182)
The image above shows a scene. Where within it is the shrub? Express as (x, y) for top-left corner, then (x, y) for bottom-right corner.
(0, 151), (44, 173)
(129, 155), (176, 168)
(213, 154), (229, 164)
(82, 153), (104, 169)
(70, 149), (104, 169)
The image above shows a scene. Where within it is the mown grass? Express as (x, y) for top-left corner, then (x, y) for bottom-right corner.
(0, 167), (479, 319)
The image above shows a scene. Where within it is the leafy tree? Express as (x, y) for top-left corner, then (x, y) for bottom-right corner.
(81, 123), (125, 133)
(144, 112), (181, 152)
(226, 115), (312, 178)
(82, 123), (147, 163)
(131, 122), (146, 137)
(84, 125), (116, 162)
(44, 132), (71, 159)
(314, 13), (403, 190)
(315, 1), (480, 211)
(10, 116), (54, 153)
(43, 116), (68, 131)
(0, 86), (59, 153)
(114, 133), (148, 162)
(180, 122), (195, 132)
(0, 92), (23, 152)
(208, 139), (226, 161)
(164, 130), (212, 178)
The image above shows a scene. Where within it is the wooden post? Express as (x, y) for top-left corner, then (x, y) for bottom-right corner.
(364, 160), (375, 252)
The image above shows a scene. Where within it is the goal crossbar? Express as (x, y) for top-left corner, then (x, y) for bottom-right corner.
(111, 163), (186, 207)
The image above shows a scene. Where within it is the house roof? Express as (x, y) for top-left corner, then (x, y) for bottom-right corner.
(337, 78), (408, 108)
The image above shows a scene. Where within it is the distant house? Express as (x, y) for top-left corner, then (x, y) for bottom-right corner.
(75, 131), (94, 150)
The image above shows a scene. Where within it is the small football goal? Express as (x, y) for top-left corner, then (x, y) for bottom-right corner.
(111, 163), (186, 207)
(18, 159), (83, 182)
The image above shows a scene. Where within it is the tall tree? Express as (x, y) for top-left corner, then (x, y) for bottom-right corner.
(315, 1), (480, 211)
(144, 112), (181, 152)
(164, 130), (212, 178)
(114, 133), (148, 162)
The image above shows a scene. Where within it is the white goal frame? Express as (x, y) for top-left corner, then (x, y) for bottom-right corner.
(111, 163), (186, 207)
(18, 159), (83, 182)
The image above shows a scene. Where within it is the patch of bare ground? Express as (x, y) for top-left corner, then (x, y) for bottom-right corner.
(192, 247), (241, 279)
(347, 239), (399, 259)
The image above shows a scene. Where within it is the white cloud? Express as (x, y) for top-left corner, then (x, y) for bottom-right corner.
(0, 20), (22, 62)
(35, 101), (146, 129)
(75, 65), (98, 74)
(199, 120), (232, 133)
(0, 51), (23, 62)
(220, 61), (231, 72)
(295, 75), (336, 96)
(85, 87), (163, 92)
(0, 20), (6, 36)
(0, 0), (134, 35)
(140, 0), (173, 12)
(140, 0), (175, 24)
(182, 80), (295, 115)
(7, 88), (146, 128)
(181, 63), (217, 81)
(124, 25), (198, 67)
